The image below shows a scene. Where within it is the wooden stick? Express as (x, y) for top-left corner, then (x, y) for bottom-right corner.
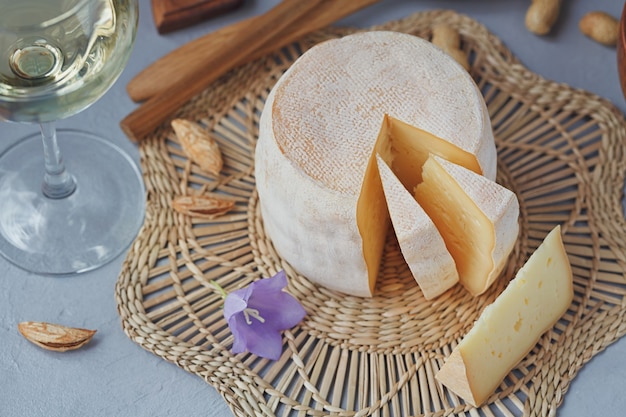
(127, 0), (380, 102)
(121, 0), (332, 142)
(127, 15), (257, 102)
(151, 0), (244, 34)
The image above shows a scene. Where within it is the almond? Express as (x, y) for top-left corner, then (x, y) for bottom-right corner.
(172, 195), (235, 219)
(171, 119), (223, 176)
(18, 321), (96, 352)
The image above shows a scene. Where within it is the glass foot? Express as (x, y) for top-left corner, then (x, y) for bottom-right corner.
(0, 129), (145, 274)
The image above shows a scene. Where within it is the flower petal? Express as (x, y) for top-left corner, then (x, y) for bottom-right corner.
(248, 291), (306, 330)
(222, 271), (305, 360)
(248, 270), (288, 296)
(239, 320), (284, 360)
(223, 289), (249, 321)
(246, 271), (305, 330)
(228, 310), (284, 360)
(227, 314), (249, 354)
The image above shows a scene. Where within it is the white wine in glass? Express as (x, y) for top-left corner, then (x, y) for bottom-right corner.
(0, 0), (144, 274)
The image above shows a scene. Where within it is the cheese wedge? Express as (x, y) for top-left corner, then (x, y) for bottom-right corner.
(414, 156), (519, 296)
(435, 225), (574, 407)
(376, 154), (459, 299)
(255, 31), (496, 296)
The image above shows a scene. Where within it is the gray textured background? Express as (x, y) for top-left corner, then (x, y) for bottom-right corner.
(2, 0), (625, 416)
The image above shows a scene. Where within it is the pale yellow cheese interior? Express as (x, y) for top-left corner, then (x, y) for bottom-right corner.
(435, 225), (574, 406)
(414, 157), (493, 295)
(358, 115), (485, 293)
(414, 156), (518, 296)
(388, 116), (482, 191)
(356, 118), (393, 294)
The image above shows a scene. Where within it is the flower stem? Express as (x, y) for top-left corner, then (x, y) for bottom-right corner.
(210, 280), (228, 300)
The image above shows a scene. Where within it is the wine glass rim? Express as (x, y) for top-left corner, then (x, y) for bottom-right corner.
(2, 0), (93, 32)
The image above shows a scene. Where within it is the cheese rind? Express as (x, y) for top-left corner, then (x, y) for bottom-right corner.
(255, 31), (496, 296)
(415, 156), (519, 296)
(435, 225), (574, 406)
(377, 154), (459, 299)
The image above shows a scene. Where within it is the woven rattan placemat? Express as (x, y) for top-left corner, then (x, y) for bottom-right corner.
(115, 10), (626, 416)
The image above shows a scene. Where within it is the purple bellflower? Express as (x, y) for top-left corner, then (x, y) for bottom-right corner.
(223, 271), (306, 360)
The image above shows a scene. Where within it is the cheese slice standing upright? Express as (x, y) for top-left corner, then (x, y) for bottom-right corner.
(435, 225), (574, 407)
(414, 156), (519, 296)
(376, 154), (459, 299)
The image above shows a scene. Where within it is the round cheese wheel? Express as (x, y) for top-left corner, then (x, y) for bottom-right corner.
(255, 31), (496, 297)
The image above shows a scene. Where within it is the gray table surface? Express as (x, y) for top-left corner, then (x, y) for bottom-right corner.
(2, 0), (626, 416)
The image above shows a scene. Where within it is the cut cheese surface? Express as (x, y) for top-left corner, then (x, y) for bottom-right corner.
(414, 156), (519, 296)
(435, 225), (574, 407)
(387, 115), (483, 191)
(377, 154), (458, 299)
(255, 31), (497, 296)
(356, 121), (392, 294)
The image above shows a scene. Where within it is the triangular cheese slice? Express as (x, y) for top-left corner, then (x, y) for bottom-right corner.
(414, 155), (519, 296)
(376, 154), (459, 299)
(435, 225), (573, 407)
(357, 114), (488, 296)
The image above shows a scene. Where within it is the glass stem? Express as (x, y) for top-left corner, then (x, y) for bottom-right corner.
(40, 122), (76, 199)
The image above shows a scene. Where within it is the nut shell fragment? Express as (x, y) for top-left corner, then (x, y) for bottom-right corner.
(172, 119), (223, 176)
(18, 321), (96, 352)
(172, 195), (235, 219)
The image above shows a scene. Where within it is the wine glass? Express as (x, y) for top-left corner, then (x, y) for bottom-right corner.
(0, 0), (144, 274)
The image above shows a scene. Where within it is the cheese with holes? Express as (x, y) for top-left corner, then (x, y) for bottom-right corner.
(255, 31), (496, 297)
(435, 225), (573, 407)
(376, 154), (459, 299)
(414, 156), (519, 296)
